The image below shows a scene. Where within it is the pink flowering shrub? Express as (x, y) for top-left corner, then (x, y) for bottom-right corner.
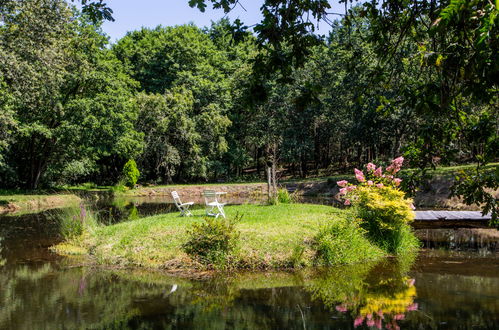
(337, 157), (418, 254)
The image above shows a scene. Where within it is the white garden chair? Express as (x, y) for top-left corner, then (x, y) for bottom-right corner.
(171, 191), (194, 217)
(203, 190), (226, 218)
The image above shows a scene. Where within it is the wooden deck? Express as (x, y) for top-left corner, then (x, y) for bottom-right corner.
(413, 211), (492, 229)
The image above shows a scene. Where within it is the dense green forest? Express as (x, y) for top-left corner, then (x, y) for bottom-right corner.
(0, 0), (497, 192)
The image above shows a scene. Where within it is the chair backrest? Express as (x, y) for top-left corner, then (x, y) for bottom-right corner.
(202, 190), (217, 205)
(171, 191), (181, 207)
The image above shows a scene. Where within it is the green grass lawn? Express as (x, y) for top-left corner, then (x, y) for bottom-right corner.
(56, 204), (359, 270)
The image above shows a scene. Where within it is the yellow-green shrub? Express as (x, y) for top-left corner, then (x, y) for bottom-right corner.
(355, 185), (415, 231)
(354, 186), (418, 255)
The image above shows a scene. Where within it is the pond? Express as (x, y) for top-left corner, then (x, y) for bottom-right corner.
(0, 196), (498, 329)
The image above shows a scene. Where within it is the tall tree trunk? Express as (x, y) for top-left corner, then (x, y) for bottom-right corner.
(267, 166), (272, 200)
(300, 154), (307, 178)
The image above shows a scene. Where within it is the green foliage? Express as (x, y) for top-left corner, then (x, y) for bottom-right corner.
(313, 219), (384, 265)
(289, 244), (306, 268)
(0, 0), (496, 224)
(111, 181), (128, 193)
(58, 204), (97, 240)
(355, 186), (415, 231)
(114, 25), (232, 182)
(122, 159), (140, 188)
(183, 215), (241, 267)
(0, 0), (143, 189)
(277, 188), (293, 204)
(452, 165), (499, 228)
(354, 186), (419, 255)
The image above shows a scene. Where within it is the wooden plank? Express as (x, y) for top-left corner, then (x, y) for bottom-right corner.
(414, 211), (491, 220)
(413, 210), (492, 229)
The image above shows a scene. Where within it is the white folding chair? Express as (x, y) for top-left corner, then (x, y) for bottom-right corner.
(171, 191), (194, 217)
(203, 190), (226, 219)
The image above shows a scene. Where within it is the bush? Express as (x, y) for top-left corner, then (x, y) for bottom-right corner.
(122, 159), (140, 189)
(111, 180), (128, 193)
(354, 186), (419, 254)
(277, 188), (293, 204)
(313, 219), (384, 265)
(182, 215), (241, 268)
(337, 158), (419, 255)
(355, 185), (415, 230)
(58, 203), (97, 240)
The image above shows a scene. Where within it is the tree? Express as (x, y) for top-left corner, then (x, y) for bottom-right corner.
(135, 90), (199, 183)
(113, 25), (232, 181)
(0, 78), (15, 168)
(0, 0), (142, 188)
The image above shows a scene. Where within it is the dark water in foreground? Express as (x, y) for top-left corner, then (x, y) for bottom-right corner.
(0, 197), (498, 329)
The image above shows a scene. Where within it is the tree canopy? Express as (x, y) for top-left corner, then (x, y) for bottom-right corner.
(0, 0), (497, 222)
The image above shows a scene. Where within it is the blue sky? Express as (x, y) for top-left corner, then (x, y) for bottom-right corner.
(95, 0), (348, 43)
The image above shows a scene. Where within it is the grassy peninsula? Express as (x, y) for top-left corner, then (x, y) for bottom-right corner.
(53, 203), (417, 271)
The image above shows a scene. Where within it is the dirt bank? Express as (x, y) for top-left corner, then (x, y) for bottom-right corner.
(0, 194), (82, 214)
(119, 183), (269, 203)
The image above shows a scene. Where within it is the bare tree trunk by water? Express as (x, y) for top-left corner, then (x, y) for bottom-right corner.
(266, 143), (278, 202)
(267, 166), (272, 200)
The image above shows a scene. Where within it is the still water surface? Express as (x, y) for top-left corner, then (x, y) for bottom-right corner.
(0, 196), (498, 329)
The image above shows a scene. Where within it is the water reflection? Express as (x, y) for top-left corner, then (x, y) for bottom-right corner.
(0, 256), (498, 329)
(306, 260), (419, 329)
(416, 228), (498, 253)
(0, 196), (498, 328)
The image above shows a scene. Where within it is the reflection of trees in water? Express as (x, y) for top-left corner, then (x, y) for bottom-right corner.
(0, 259), (498, 329)
(0, 237), (5, 266)
(0, 265), (177, 329)
(411, 272), (499, 329)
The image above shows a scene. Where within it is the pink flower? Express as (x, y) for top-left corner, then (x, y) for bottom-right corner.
(344, 199), (351, 206)
(354, 168), (365, 182)
(347, 185), (356, 192)
(376, 183), (384, 188)
(374, 167), (382, 177)
(387, 157), (404, 174)
(366, 319), (375, 327)
(367, 163), (376, 171)
(407, 278), (415, 286)
(335, 305), (348, 313)
(393, 314), (405, 320)
(377, 310), (384, 318)
(337, 180), (348, 187)
(354, 316), (364, 327)
(393, 156), (404, 166)
(366, 313), (373, 320)
(410, 203), (415, 210)
(367, 180), (374, 186)
(394, 178), (402, 186)
(339, 188), (348, 195)
(407, 303), (418, 311)
(375, 319), (382, 329)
